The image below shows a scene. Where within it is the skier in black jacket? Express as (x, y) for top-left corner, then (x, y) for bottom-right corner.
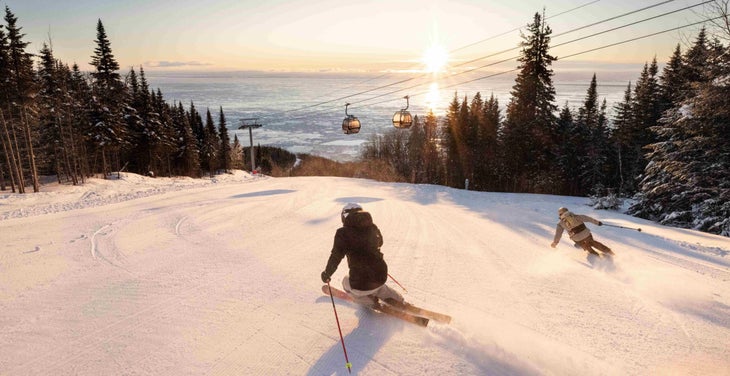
(321, 203), (404, 307)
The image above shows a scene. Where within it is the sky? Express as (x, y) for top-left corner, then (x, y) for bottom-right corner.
(1, 172), (729, 374)
(2, 0), (722, 73)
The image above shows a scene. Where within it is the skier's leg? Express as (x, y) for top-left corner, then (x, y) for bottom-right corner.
(591, 239), (614, 255)
(578, 238), (600, 256)
(374, 284), (405, 305)
(342, 276), (378, 306)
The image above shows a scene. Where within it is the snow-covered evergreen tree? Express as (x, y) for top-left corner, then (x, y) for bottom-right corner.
(173, 102), (200, 178)
(88, 19), (126, 177)
(632, 32), (730, 236)
(3, 6), (39, 192)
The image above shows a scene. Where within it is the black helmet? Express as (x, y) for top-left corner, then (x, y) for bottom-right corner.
(341, 203), (363, 223)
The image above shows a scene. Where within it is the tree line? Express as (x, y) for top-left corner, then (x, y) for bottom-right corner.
(361, 13), (729, 236)
(1, 7), (245, 194)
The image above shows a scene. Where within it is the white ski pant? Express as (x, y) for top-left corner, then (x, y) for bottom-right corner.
(342, 275), (404, 306)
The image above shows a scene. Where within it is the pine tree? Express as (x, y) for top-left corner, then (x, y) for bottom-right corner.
(69, 63), (92, 181)
(201, 108), (220, 177)
(189, 101), (204, 147)
(4, 6), (39, 192)
(500, 11), (558, 193)
(682, 27), (709, 87)
(555, 102), (577, 194)
(88, 19), (126, 177)
(659, 44), (685, 111)
(154, 89), (176, 177)
(577, 74), (610, 194)
(443, 93), (465, 188)
(231, 134), (243, 170)
(123, 67), (144, 172)
(0, 19), (19, 192)
(173, 102), (200, 177)
(422, 110), (444, 185)
(129, 66), (164, 175)
(610, 82), (634, 195)
(90, 19), (120, 91)
(37, 43), (67, 180)
(632, 44), (687, 209)
(614, 60), (661, 194)
(463, 92), (482, 188)
(477, 93), (500, 191)
(406, 114), (427, 183)
(218, 106), (232, 172)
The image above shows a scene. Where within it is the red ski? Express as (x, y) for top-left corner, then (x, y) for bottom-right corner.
(322, 285), (450, 326)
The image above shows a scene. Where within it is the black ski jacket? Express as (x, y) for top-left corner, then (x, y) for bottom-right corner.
(323, 211), (387, 291)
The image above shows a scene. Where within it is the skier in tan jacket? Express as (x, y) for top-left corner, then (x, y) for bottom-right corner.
(551, 207), (614, 257)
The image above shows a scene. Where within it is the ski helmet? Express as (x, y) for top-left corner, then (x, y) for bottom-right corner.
(558, 207), (568, 215)
(341, 203), (363, 223)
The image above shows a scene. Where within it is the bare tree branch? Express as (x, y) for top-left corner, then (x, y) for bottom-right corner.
(703, 0), (730, 42)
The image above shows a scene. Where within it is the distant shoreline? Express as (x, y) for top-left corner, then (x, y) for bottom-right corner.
(143, 63), (647, 84)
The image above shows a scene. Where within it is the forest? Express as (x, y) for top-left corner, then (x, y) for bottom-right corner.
(0, 6), (728, 236)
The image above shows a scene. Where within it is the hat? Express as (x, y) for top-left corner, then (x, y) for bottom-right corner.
(558, 207), (568, 215)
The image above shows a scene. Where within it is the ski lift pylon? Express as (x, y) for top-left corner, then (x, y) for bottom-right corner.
(392, 95), (413, 129)
(342, 103), (361, 134)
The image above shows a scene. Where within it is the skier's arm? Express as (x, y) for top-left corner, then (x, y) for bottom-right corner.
(551, 224), (564, 247)
(322, 230), (346, 281)
(576, 214), (601, 226)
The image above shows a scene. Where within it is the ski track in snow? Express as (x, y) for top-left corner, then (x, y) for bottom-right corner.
(175, 216), (188, 236)
(1, 173), (729, 375)
(90, 224), (111, 260)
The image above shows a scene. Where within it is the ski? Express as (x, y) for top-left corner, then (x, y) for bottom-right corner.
(374, 304), (429, 327)
(385, 300), (452, 324)
(322, 285), (449, 326)
(322, 285), (429, 326)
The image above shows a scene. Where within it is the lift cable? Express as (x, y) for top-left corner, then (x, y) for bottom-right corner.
(356, 15), (722, 109)
(341, 2), (714, 108)
(447, 0), (602, 54)
(280, 0), (681, 116)
(442, 0), (684, 71)
(294, 0), (604, 109)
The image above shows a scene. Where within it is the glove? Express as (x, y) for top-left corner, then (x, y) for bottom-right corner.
(550, 242), (557, 248)
(321, 271), (331, 283)
(598, 221), (603, 226)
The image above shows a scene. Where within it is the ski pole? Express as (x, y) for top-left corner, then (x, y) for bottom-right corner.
(603, 223), (642, 232)
(388, 273), (408, 293)
(326, 281), (352, 373)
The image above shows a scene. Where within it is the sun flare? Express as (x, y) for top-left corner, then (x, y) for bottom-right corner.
(426, 82), (440, 111)
(422, 44), (449, 73)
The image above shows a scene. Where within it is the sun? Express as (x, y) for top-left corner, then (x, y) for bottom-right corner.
(422, 44), (448, 73)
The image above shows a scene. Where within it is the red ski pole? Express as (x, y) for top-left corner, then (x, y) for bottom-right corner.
(388, 273), (408, 293)
(326, 281), (352, 373)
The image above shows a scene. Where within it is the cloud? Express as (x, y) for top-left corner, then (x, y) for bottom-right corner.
(145, 61), (212, 68)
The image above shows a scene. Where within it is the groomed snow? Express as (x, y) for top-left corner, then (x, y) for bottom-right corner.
(1, 172), (728, 375)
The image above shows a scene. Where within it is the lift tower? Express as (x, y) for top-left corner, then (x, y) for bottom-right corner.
(238, 118), (263, 173)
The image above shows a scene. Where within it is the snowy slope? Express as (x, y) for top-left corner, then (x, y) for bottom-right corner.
(1, 172), (728, 375)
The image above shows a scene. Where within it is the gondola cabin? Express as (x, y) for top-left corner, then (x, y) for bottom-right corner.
(392, 111), (412, 129)
(342, 116), (361, 134)
(342, 103), (361, 134)
(392, 95), (413, 129)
